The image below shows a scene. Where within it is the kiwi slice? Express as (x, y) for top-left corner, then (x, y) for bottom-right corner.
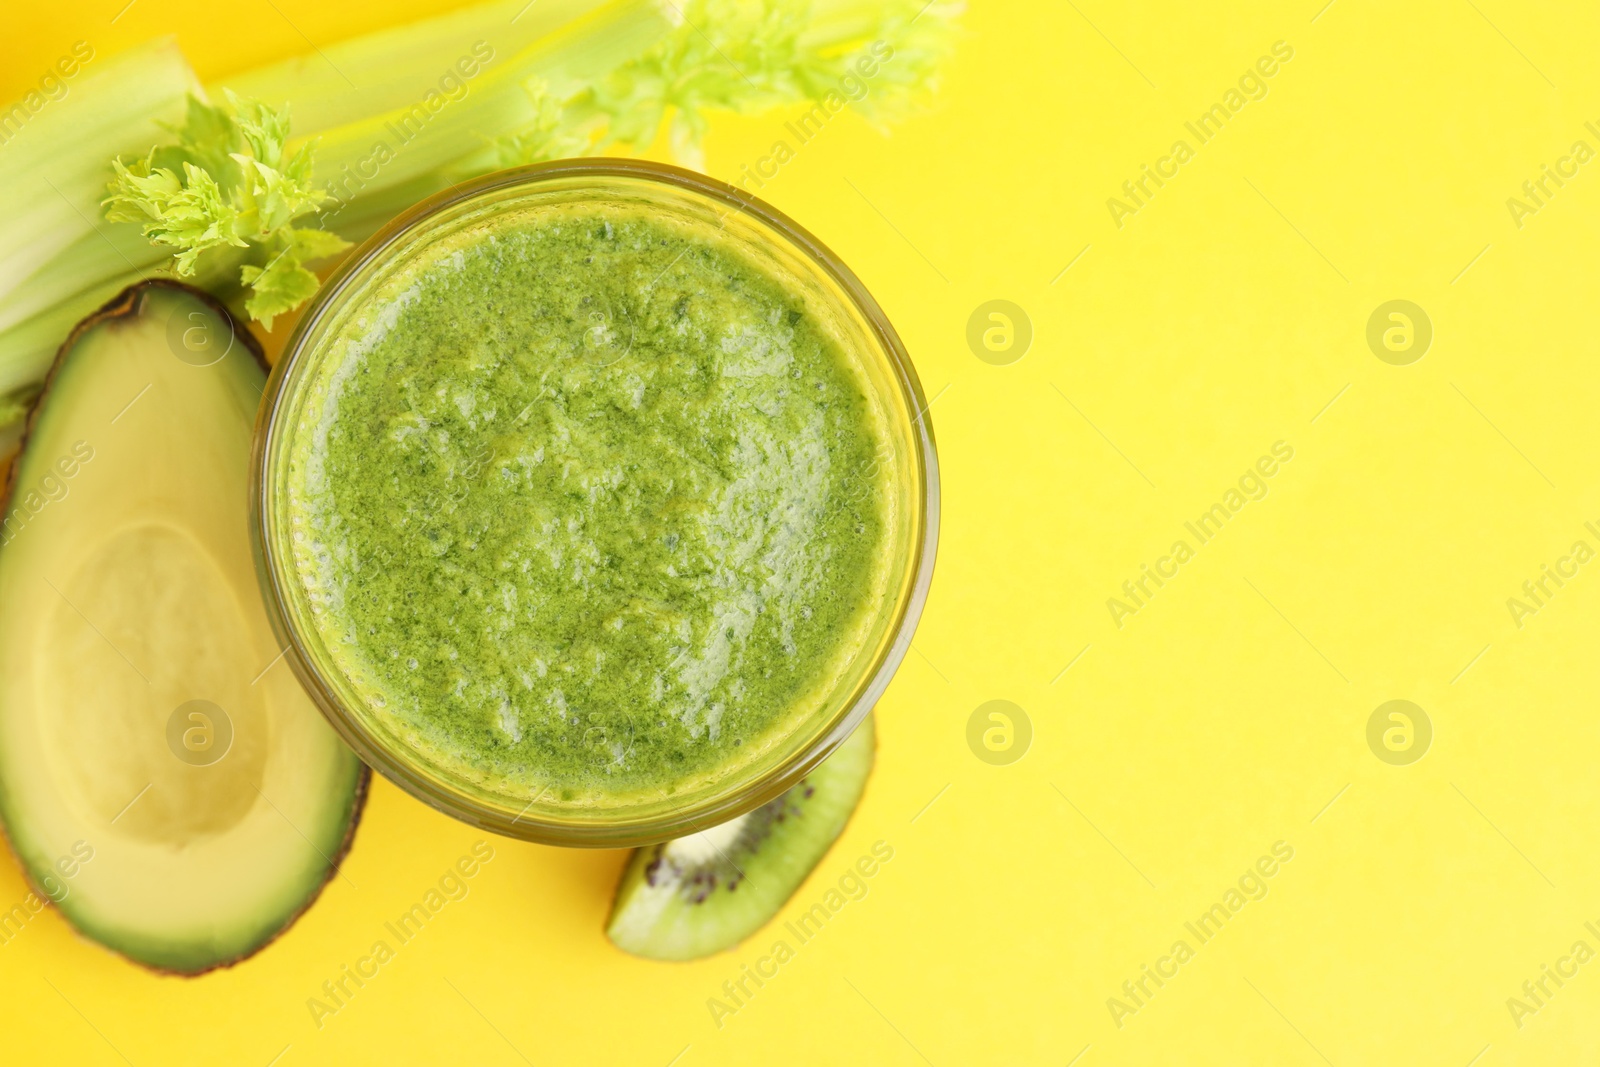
(606, 715), (876, 961)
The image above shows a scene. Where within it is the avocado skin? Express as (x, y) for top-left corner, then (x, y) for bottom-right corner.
(1, 280), (268, 503)
(0, 280), (372, 977)
(52, 769), (373, 979)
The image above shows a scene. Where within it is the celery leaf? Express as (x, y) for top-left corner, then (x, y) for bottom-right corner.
(104, 91), (349, 328)
(575, 0), (959, 167)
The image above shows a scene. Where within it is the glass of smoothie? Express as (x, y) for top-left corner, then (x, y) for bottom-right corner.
(253, 160), (938, 847)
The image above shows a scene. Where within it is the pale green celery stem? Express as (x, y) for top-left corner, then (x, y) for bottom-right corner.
(796, 0), (961, 84)
(0, 256), (248, 399)
(0, 38), (198, 298)
(0, 220), (168, 334)
(0, 278), (138, 398)
(291, 0), (671, 199)
(798, 0), (941, 45)
(0, 6), (643, 337)
(213, 0), (626, 135)
(0, 0), (670, 379)
(0, 0), (680, 433)
(314, 174), (457, 245)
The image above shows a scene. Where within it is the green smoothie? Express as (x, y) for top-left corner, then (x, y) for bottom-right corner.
(282, 202), (896, 805)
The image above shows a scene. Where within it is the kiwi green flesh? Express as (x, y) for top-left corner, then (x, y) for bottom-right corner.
(0, 282), (368, 975)
(606, 715), (875, 961)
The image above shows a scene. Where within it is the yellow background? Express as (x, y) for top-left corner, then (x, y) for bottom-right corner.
(6, 1), (1600, 1063)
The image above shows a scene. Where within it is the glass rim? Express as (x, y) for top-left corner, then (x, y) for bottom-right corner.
(251, 157), (940, 847)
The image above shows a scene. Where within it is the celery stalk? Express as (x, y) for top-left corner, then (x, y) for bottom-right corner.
(0, 0), (958, 436)
(0, 281), (137, 397)
(265, 0), (671, 200)
(0, 253), (246, 398)
(567, 0), (961, 166)
(0, 0), (668, 355)
(213, 0), (633, 135)
(0, 221), (168, 334)
(0, 38), (197, 298)
(313, 174), (455, 245)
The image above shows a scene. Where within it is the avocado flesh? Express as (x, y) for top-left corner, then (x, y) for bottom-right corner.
(0, 282), (367, 975)
(606, 714), (876, 961)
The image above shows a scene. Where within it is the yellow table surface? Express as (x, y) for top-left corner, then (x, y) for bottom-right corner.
(7, 2), (1600, 1063)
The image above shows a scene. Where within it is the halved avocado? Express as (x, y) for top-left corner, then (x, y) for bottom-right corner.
(0, 281), (368, 975)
